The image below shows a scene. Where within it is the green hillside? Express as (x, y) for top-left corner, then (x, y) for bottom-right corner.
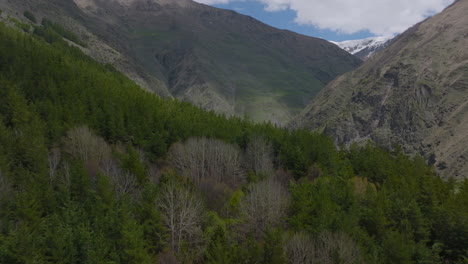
(0, 22), (466, 263)
(0, 0), (361, 124)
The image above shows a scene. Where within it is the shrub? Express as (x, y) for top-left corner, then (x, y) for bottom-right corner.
(23, 11), (37, 23)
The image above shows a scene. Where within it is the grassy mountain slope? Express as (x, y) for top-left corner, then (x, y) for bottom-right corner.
(291, 0), (468, 179)
(0, 0), (361, 124)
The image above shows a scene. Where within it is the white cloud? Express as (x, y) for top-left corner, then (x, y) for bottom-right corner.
(194, 0), (454, 36)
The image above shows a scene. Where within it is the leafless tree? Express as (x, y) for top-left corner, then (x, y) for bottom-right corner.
(101, 157), (138, 197)
(284, 231), (362, 264)
(147, 163), (161, 185)
(168, 137), (244, 187)
(158, 180), (205, 258)
(63, 125), (111, 163)
(284, 232), (316, 264)
(245, 136), (275, 176)
(315, 231), (362, 264)
(48, 148), (61, 183)
(241, 178), (290, 235)
(61, 161), (71, 188)
(63, 125), (113, 183)
(158, 251), (180, 264)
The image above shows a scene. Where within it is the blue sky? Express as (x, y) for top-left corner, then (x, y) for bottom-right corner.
(211, 1), (374, 41)
(195, 0), (454, 42)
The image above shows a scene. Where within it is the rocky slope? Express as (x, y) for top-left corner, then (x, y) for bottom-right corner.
(0, 0), (361, 124)
(331, 36), (394, 60)
(292, 0), (468, 179)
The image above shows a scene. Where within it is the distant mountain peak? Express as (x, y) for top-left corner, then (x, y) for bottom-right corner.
(330, 36), (394, 60)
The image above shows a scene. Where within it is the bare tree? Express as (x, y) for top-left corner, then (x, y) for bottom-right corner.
(241, 178), (290, 235)
(101, 157), (138, 197)
(245, 136), (275, 176)
(63, 125), (113, 183)
(168, 137), (244, 187)
(284, 232), (316, 264)
(147, 163), (161, 185)
(158, 251), (180, 264)
(158, 180), (205, 257)
(63, 125), (111, 163)
(61, 161), (71, 188)
(284, 231), (362, 264)
(48, 148), (61, 183)
(315, 231), (362, 264)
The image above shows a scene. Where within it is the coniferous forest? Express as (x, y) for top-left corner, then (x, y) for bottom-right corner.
(0, 21), (467, 263)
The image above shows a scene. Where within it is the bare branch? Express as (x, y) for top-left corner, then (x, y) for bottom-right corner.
(158, 180), (205, 258)
(63, 125), (111, 163)
(48, 148), (61, 183)
(61, 161), (71, 188)
(168, 137), (245, 188)
(284, 231), (362, 264)
(241, 178), (290, 235)
(245, 136), (275, 176)
(101, 157), (138, 197)
(316, 231), (362, 264)
(284, 232), (316, 264)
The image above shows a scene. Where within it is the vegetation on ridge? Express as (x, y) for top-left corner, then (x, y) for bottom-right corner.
(0, 22), (466, 264)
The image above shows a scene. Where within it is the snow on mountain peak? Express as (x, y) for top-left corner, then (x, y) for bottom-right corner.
(330, 36), (394, 60)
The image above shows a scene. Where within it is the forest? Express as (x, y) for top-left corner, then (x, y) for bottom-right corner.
(0, 20), (467, 263)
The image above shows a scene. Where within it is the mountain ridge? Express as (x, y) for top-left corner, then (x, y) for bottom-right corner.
(0, 0), (361, 124)
(291, 0), (468, 179)
(331, 36), (394, 60)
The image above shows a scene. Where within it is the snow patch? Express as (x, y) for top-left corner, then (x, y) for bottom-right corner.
(330, 36), (394, 57)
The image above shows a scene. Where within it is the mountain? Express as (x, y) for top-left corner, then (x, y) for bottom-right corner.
(331, 36), (394, 60)
(292, 0), (468, 179)
(0, 0), (361, 124)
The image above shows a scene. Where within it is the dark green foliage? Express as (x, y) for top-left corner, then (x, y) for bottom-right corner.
(41, 18), (86, 46)
(33, 25), (63, 44)
(0, 22), (466, 264)
(7, 17), (30, 32)
(23, 11), (36, 23)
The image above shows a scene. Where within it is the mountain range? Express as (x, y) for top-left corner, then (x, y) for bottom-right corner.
(0, 0), (361, 125)
(292, 0), (468, 179)
(331, 36), (394, 60)
(2, 0), (466, 179)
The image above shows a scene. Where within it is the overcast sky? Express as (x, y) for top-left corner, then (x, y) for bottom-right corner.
(194, 0), (454, 41)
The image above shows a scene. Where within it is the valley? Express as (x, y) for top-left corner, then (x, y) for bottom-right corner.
(0, 0), (466, 263)
(0, 0), (360, 124)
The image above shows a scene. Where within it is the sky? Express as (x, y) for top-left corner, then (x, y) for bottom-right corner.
(193, 0), (454, 42)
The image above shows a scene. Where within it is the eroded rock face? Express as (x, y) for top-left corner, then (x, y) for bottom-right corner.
(291, 0), (468, 179)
